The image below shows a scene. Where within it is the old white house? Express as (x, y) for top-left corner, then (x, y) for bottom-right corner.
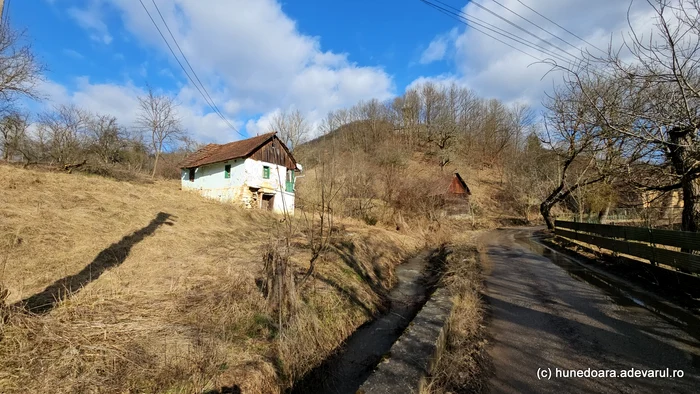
(180, 132), (299, 214)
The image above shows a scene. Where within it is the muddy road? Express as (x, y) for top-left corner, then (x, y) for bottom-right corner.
(482, 228), (700, 394)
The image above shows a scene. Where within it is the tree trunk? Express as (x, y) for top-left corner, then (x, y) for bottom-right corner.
(680, 176), (700, 232)
(668, 128), (700, 233)
(540, 181), (594, 230)
(151, 150), (160, 178)
(540, 201), (555, 230)
(598, 202), (611, 224)
(578, 207), (584, 223)
(540, 182), (566, 230)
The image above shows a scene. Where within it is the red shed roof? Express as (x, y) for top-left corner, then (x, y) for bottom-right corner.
(448, 173), (471, 195)
(429, 172), (471, 196)
(180, 132), (290, 169)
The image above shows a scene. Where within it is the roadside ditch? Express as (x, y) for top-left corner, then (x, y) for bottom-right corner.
(290, 247), (449, 394)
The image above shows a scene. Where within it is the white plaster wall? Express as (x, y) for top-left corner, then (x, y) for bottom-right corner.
(181, 159), (246, 201)
(181, 157), (296, 214)
(274, 191), (295, 215)
(244, 158), (295, 215)
(243, 158), (287, 192)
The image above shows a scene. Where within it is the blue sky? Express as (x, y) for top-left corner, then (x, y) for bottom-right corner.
(17, 1), (448, 96)
(12, 0), (655, 143)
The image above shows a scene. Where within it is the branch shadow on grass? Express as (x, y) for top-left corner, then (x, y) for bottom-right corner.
(18, 212), (174, 314)
(313, 274), (375, 317)
(332, 241), (390, 302)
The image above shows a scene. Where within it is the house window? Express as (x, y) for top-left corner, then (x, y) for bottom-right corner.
(224, 164), (231, 179)
(188, 168), (195, 182)
(263, 166), (270, 179)
(285, 170), (295, 193)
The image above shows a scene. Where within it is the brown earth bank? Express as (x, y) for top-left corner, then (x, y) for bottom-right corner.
(0, 164), (434, 393)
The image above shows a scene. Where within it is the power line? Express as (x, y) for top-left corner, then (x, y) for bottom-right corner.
(421, 0), (579, 68)
(422, 0), (618, 80)
(487, 0), (583, 53)
(461, 0), (582, 63)
(138, 0), (245, 137)
(426, 0), (580, 67)
(420, 0), (542, 62)
(142, 0), (243, 136)
(515, 0), (608, 55)
(148, 0), (240, 136)
(423, 1), (545, 61)
(2, 0), (11, 25)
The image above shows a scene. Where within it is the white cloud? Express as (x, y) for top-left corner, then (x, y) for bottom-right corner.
(67, 2), (113, 45)
(62, 49), (85, 59)
(60, 0), (394, 142)
(244, 110), (279, 137)
(406, 74), (461, 91)
(415, 0), (658, 106)
(419, 28), (459, 65)
(420, 36), (448, 64)
(37, 77), (239, 143)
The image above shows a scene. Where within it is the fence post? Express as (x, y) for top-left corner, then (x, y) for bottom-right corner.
(648, 227), (658, 267)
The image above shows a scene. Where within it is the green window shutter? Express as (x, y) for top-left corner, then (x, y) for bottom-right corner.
(263, 166), (270, 179)
(224, 164), (231, 179)
(285, 170), (295, 192)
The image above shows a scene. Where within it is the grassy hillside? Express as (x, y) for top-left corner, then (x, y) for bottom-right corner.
(0, 164), (420, 393)
(295, 131), (529, 230)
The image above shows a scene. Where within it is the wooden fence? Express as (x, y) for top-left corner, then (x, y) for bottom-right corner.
(554, 220), (700, 275)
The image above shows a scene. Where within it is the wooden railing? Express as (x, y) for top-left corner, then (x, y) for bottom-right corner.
(554, 220), (700, 274)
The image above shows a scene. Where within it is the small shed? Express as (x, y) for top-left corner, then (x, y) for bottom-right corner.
(431, 172), (471, 199)
(445, 172), (471, 198)
(430, 172), (471, 216)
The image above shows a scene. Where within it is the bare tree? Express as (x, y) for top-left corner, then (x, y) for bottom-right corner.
(36, 104), (90, 166)
(505, 132), (560, 221)
(180, 135), (203, 154)
(554, 0), (700, 231)
(136, 88), (183, 177)
(87, 114), (126, 165)
(538, 80), (634, 230)
(269, 109), (309, 151)
(317, 109), (345, 136)
(0, 24), (43, 113)
(0, 111), (30, 161)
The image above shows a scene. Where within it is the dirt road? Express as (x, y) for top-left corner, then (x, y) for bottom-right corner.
(482, 228), (700, 393)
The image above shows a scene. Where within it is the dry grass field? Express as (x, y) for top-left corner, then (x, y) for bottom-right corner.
(0, 164), (421, 393)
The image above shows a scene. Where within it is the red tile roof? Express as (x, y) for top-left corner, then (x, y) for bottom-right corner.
(179, 132), (277, 168)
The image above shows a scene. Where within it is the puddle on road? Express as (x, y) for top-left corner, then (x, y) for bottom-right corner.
(513, 231), (700, 343)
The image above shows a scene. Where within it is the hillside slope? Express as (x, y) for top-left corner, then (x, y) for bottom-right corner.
(296, 130), (530, 229)
(0, 164), (419, 393)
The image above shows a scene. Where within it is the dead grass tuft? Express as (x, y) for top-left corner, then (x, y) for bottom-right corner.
(425, 244), (490, 394)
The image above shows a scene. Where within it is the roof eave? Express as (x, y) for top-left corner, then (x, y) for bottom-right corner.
(180, 154), (247, 169)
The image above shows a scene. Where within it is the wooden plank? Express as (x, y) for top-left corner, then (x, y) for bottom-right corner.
(555, 221), (700, 251)
(555, 228), (700, 274)
(555, 220), (578, 230)
(648, 229), (700, 251)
